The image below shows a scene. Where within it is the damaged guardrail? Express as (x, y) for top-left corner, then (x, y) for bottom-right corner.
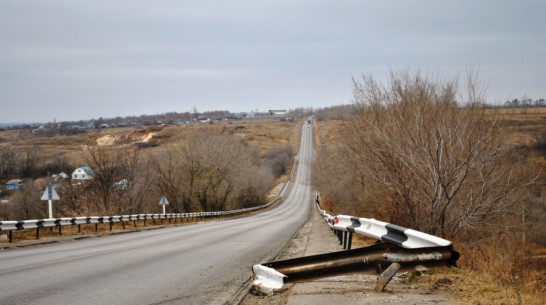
(252, 196), (459, 294)
(253, 242), (459, 294)
(332, 215), (452, 249)
(315, 194), (451, 250)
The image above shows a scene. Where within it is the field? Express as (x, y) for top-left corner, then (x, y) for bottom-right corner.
(486, 107), (546, 147)
(0, 118), (301, 167)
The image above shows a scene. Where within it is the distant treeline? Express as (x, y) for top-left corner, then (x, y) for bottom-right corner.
(489, 97), (546, 108)
(0, 107), (315, 132)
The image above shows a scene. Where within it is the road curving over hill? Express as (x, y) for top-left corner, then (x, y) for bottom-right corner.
(0, 121), (314, 305)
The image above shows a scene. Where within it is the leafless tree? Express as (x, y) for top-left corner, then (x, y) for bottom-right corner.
(56, 178), (84, 216)
(80, 145), (151, 214)
(318, 70), (535, 239)
(21, 146), (42, 178)
(0, 146), (17, 179)
(264, 144), (294, 177)
(10, 181), (44, 219)
(154, 129), (275, 212)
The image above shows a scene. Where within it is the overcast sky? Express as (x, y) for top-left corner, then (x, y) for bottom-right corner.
(1, 1), (544, 123)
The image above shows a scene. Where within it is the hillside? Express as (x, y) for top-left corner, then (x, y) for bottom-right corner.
(0, 118), (300, 168)
(0, 118), (302, 219)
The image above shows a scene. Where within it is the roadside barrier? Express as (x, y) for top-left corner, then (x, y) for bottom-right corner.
(251, 195), (460, 294)
(331, 215), (452, 249)
(314, 196), (450, 249)
(253, 242), (459, 295)
(0, 196), (281, 243)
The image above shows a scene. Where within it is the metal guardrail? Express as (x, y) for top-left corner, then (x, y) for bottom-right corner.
(331, 215), (452, 249)
(314, 195), (451, 249)
(0, 197), (281, 243)
(253, 242), (459, 294)
(251, 196), (460, 294)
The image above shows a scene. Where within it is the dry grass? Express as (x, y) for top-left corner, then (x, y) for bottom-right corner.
(407, 268), (544, 305)
(452, 233), (546, 305)
(483, 108), (546, 147)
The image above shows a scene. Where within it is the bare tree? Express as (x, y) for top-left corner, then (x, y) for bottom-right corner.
(320, 70), (534, 239)
(154, 129), (275, 213)
(21, 146), (42, 178)
(0, 146), (17, 179)
(80, 145), (150, 214)
(10, 181), (44, 219)
(263, 144), (294, 177)
(56, 178), (84, 216)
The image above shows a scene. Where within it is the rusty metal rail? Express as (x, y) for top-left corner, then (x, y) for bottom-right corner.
(252, 242), (459, 294)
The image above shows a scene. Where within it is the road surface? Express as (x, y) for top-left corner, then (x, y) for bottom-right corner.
(0, 122), (314, 305)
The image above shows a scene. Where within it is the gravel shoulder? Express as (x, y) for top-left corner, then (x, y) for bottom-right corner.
(239, 204), (455, 305)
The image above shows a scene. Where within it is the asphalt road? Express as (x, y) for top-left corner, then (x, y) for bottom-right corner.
(0, 122), (314, 305)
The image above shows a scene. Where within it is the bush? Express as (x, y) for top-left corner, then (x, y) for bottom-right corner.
(263, 144), (294, 177)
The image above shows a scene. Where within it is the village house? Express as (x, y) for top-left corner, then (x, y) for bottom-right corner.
(71, 166), (94, 186)
(52, 171), (69, 182)
(6, 179), (24, 190)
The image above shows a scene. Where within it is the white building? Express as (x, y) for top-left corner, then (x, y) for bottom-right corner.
(268, 110), (287, 117)
(71, 166), (94, 186)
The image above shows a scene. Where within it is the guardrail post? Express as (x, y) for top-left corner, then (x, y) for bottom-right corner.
(36, 228), (40, 239)
(375, 263), (401, 292)
(347, 232), (353, 250)
(122, 221), (125, 229)
(343, 231), (348, 249)
(58, 225), (62, 236)
(8, 230), (12, 243)
(78, 224), (81, 233)
(95, 223), (98, 232)
(109, 221), (113, 231)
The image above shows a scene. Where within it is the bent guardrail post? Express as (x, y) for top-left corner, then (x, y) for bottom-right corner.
(375, 262), (401, 292)
(252, 242), (459, 295)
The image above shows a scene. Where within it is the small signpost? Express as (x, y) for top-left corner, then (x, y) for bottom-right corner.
(40, 183), (60, 219)
(159, 195), (169, 215)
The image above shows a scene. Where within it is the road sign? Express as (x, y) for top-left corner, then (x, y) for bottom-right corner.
(40, 183), (59, 219)
(159, 195), (169, 205)
(159, 195), (169, 215)
(41, 183), (60, 201)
